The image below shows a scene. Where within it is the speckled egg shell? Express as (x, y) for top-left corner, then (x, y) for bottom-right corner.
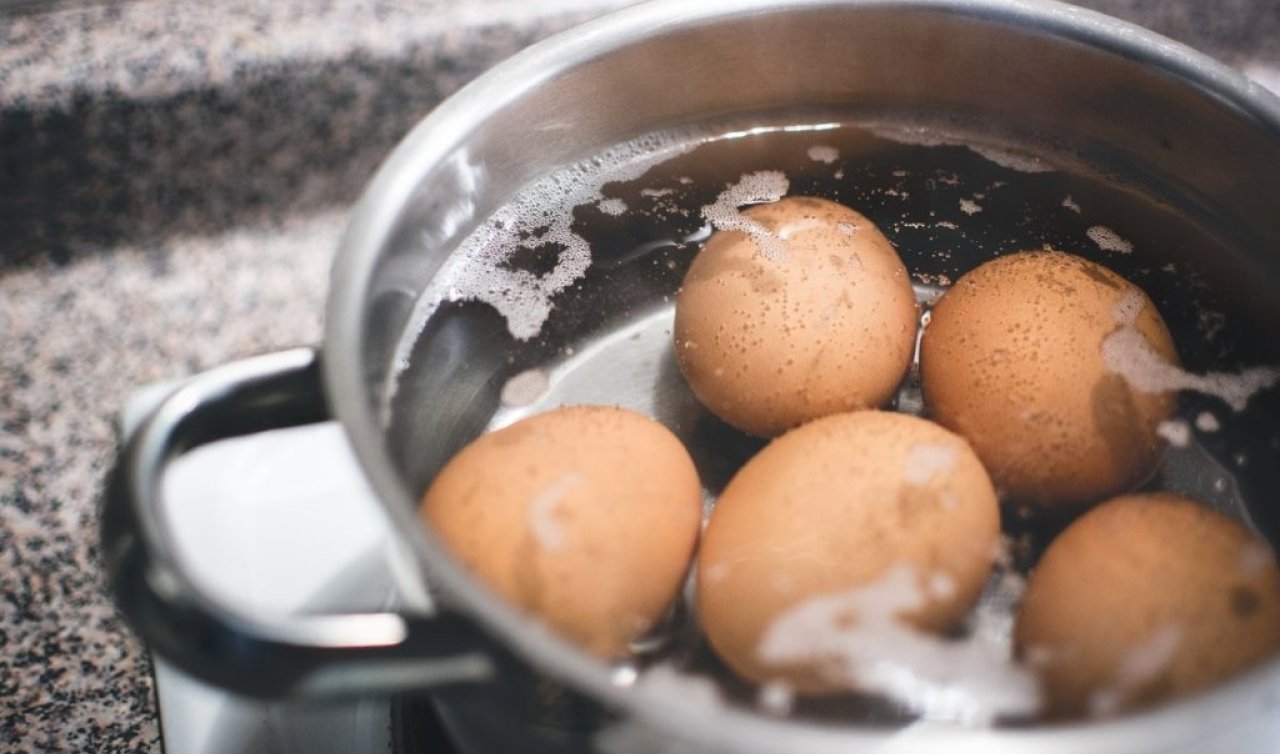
(1015, 493), (1280, 719)
(675, 197), (918, 437)
(420, 405), (702, 658)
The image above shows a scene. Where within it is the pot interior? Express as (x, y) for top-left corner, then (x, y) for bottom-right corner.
(331, 0), (1280, 748)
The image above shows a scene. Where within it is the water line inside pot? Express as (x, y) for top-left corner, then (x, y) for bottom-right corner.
(384, 115), (1280, 729)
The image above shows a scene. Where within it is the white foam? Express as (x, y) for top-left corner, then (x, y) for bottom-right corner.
(959, 199), (982, 216)
(633, 664), (725, 710)
(1240, 543), (1275, 574)
(1062, 196), (1082, 214)
(1087, 225), (1134, 254)
(928, 572), (957, 600)
(904, 442), (959, 487)
(867, 124), (953, 148)
(866, 124), (1055, 173)
(1088, 625), (1182, 718)
(395, 130), (698, 354)
(807, 145), (840, 164)
(1112, 288), (1146, 326)
(700, 171), (791, 263)
(1156, 420), (1191, 448)
(756, 565), (1041, 725)
(702, 562), (731, 584)
(1195, 412), (1221, 433)
(966, 145), (1055, 174)
(1199, 309), (1228, 341)
(968, 569), (1027, 649)
(1105, 292), (1280, 410)
(598, 198), (629, 216)
(757, 681), (795, 715)
(500, 368), (550, 407)
(528, 473), (583, 551)
(1101, 328), (1280, 411)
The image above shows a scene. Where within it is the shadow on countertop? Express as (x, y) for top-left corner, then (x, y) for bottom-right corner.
(0, 28), (533, 267)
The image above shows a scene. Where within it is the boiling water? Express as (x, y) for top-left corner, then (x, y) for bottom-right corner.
(388, 118), (1280, 728)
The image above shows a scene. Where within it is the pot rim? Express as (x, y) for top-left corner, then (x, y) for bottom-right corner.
(325, 0), (1280, 750)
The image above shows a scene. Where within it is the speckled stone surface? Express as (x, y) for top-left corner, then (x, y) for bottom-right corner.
(0, 0), (1276, 752)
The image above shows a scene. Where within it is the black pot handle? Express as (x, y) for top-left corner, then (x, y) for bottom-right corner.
(101, 347), (497, 698)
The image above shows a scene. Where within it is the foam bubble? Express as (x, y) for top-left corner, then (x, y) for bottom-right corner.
(400, 130), (698, 348)
(867, 123), (953, 148)
(866, 124), (1055, 173)
(967, 144), (1055, 173)
(528, 473), (583, 551)
(1156, 420), (1190, 447)
(1112, 288), (1146, 327)
(1088, 625), (1182, 718)
(757, 681), (795, 715)
(807, 145), (840, 164)
(700, 171), (791, 263)
(1104, 296), (1280, 409)
(598, 197), (629, 216)
(929, 572), (957, 600)
(609, 662), (639, 687)
(959, 198), (982, 215)
(1087, 226), (1134, 254)
(1102, 327), (1280, 411)
(500, 368), (550, 407)
(1240, 543), (1275, 574)
(1062, 195), (1082, 213)
(904, 442), (959, 486)
(632, 664), (724, 710)
(1198, 309), (1228, 341)
(756, 564), (1041, 725)
(1195, 412), (1221, 433)
(702, 562), (731, 584)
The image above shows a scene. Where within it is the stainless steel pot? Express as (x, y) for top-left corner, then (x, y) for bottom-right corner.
(104, 0), (1280, 752)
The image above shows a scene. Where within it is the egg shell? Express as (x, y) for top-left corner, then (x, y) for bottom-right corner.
(920, 250), (1178, 513)
(1014, 493), (1280, 719)
(697, 410), (1000, 691)
(419, 405), (702, 658)
(674, 196), (918, 437)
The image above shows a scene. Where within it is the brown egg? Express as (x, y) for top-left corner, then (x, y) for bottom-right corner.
(419, 405), (702, 658)
(697, 410), (1000, 691)
(1015, 493), (1280, 719)
(674, 197), (918, 437)
(920, 250), (1179, 514)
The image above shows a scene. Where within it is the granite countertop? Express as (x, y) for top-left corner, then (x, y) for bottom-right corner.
(0, 1), (1276, 752)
